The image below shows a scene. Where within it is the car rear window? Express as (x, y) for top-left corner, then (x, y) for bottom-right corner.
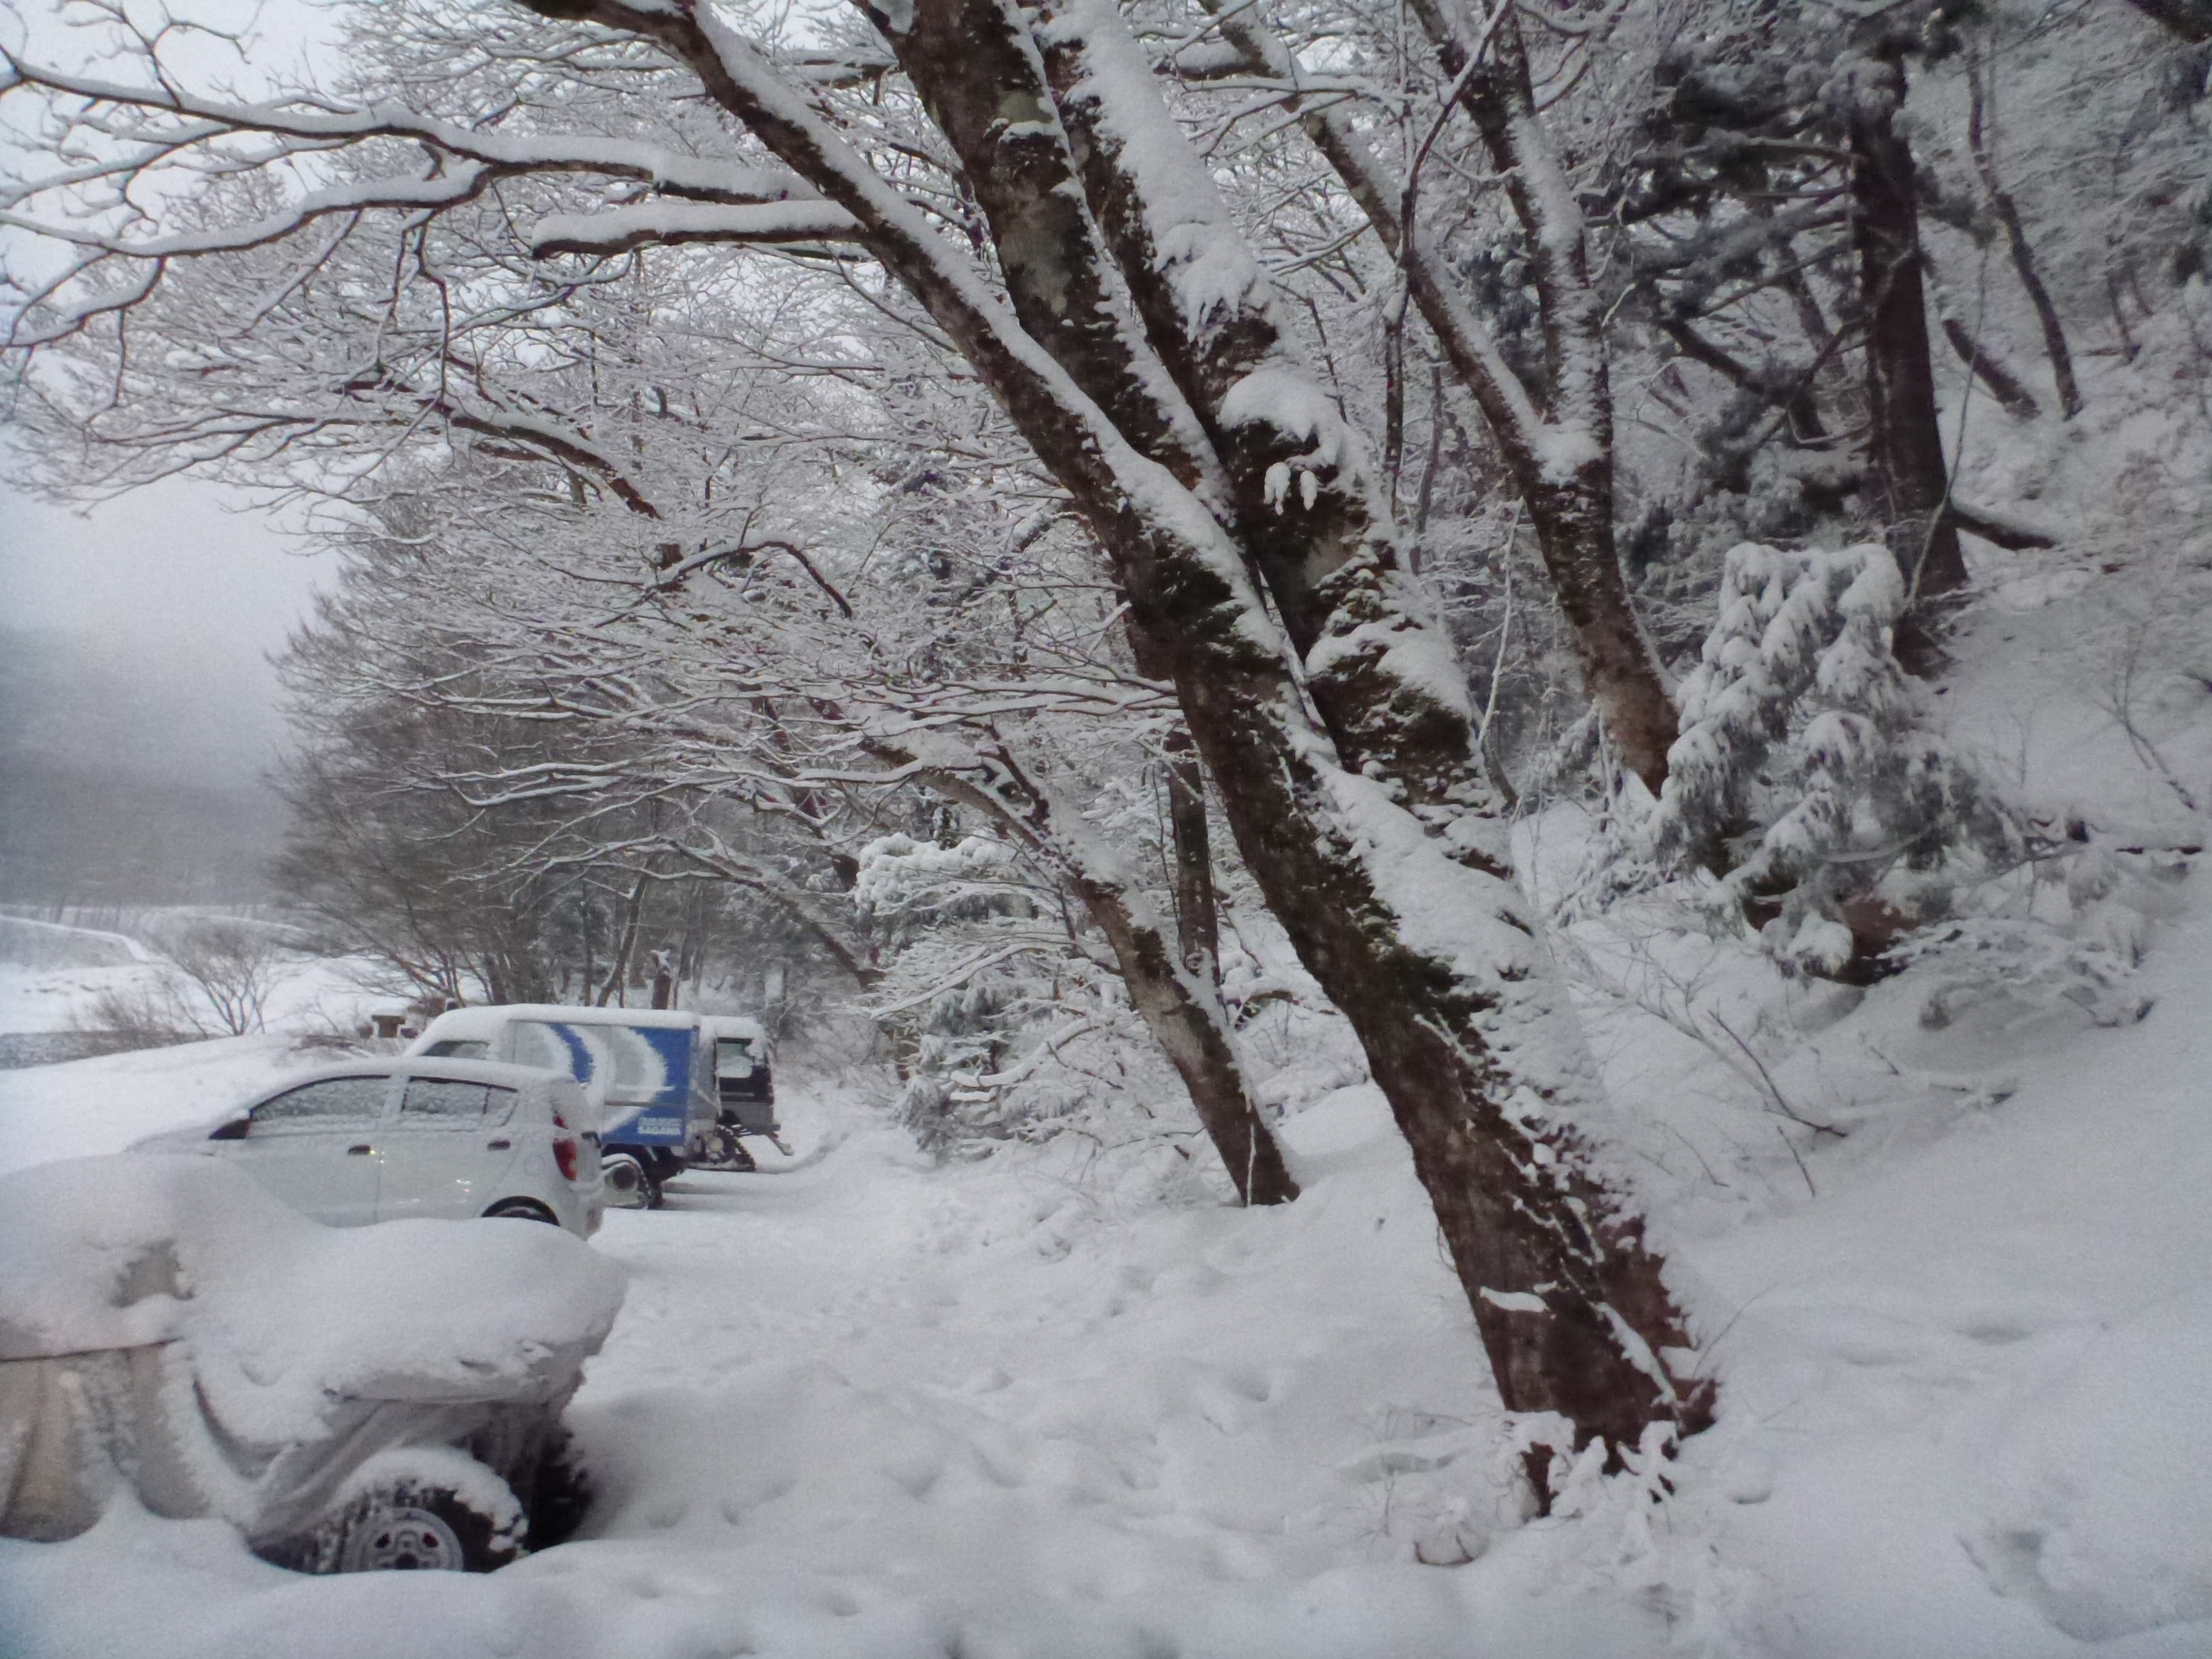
(398, 1078), (518, 1123)
(419, 1039), (490, 1060)
(252, 1076), (388, 1128)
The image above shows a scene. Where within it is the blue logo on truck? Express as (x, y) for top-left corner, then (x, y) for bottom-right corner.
(516, 1019), (700, 1147)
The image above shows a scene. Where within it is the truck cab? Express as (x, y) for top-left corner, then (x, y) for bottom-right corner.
(702, 1015), (777, 1135)
(688, 1015), (783, 1172)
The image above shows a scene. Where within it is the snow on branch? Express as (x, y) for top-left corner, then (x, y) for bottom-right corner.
(0, 162), (498, 262)
(531, 200), (864, 257)
(0, 53), (818, 206)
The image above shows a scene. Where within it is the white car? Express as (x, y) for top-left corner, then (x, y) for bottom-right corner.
(137, 1058), (604, 1237)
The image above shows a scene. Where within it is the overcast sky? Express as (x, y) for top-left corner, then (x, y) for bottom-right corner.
(0, 476), (336, 782)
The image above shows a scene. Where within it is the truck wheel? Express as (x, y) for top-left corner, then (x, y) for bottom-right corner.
(600, 1151), (658, 1210)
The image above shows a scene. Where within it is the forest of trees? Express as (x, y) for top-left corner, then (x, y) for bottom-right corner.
(3, 0), (2206, 1496)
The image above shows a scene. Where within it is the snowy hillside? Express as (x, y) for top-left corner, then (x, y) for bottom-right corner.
(0, 912), (392, 1074)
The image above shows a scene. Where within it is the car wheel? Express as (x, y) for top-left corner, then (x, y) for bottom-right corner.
(523, 1427), (594, 1549)
(482, 1198), (558, 1224)
(600, 1151), (658, 1211)
(323, 1470), (524, 1574)
(338, 1491), (517, 1574)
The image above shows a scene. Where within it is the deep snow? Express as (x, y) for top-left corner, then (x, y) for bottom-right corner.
(3, 899), (2211, 1657)
(5, 550), (2212, 1654)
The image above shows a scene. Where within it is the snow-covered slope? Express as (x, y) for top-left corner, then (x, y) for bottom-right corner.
(1662, 893), (2212, 1654)
(0, 1034), (317, 1177)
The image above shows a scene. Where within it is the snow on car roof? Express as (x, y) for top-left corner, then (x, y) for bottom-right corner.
(410, 1004), (708, 1046)
(0, 1154), (625, 1441)
(701, 1015), (767, 1041)
(283, 1056), (577, 1091)
(124, 1058), (587, 1153)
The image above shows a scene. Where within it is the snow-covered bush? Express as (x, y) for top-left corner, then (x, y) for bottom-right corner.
(1893, 917), (2148, 1030)
(1649, 542), (2019, 976)
(856, 831), (1174, 1159)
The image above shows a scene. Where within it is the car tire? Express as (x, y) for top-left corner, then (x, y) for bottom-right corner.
(330, 1472), (524, 1573)
(255, 1459), (526, 1575)
(524, 1427), (594, 1549)
(482, 1198), (558, 1224)
(600, 1151), (658, 1211)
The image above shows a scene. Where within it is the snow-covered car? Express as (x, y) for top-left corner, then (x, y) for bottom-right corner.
(136, 1057), (604, 1237)
(0, 1154), (625, 1572)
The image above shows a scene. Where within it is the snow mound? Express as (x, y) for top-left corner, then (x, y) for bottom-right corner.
(0, 1154), (626, 1443)
(1973, 1296), (2212, 1640)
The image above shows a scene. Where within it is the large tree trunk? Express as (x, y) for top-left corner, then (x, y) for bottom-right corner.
(526, 0), (1708, 1478)
(918, 0), (1704, 1465)
(1843, 45), (1968, 672)
(1191, 0), (1680, 793)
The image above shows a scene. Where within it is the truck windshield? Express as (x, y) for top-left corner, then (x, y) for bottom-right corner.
(715, 1039), (755, 1079)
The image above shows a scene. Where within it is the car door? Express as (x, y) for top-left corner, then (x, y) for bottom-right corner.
(374, 1076), (522, 1221)
(219, 1075), (394, 1224)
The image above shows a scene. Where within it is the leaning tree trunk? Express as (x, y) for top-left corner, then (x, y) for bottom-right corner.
(1160, 727), (1220, 978)
(879, 734), (1297, 1206)
(1190, 0), (1681, 794)
(917, 0), (1705, 1465)
(525, 0), (1708, 1479)
(1844, 44), (1968, 673)
(1058, 824), (1299, 1209)
(1967, 51), (2082, 420)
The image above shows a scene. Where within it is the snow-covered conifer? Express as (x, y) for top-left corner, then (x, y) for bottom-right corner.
(1650, 542), (2018, 976)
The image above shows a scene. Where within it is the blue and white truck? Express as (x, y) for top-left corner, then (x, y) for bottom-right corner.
(406, 1005), (753, 1209)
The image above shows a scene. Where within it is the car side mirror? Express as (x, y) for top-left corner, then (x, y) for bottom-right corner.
(209, 1116), (250, 1141)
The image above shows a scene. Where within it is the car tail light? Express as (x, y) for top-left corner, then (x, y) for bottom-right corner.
(550, 1110), (581, 1182)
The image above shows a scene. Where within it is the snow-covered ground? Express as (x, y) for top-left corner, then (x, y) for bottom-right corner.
(3, 893), (2210, 1656)
(6, 546), (2212, 1653)
(0, 912), (394, 1046)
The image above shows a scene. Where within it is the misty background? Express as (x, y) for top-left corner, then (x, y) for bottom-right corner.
(0, 479), (332, 910)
